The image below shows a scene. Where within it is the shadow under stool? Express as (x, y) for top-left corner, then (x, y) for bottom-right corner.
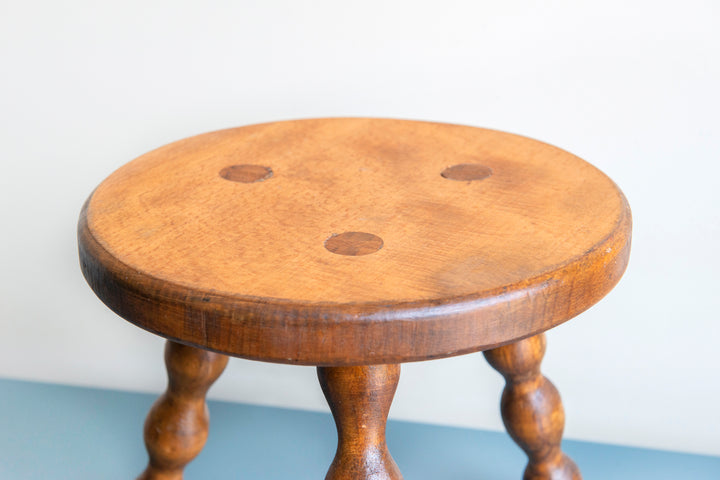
(78, 118), (631, 480)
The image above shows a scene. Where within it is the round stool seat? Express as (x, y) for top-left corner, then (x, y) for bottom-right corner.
(79, 118), (631, 365)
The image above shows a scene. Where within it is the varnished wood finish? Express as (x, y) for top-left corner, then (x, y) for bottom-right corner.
(318, 365), (402, 480)
(484, 334), (581, 480)
(137, 341), (228, 480)
(78, 118), (631, 365)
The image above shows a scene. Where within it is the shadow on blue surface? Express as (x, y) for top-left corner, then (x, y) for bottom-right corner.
(0, 378), (717, 479)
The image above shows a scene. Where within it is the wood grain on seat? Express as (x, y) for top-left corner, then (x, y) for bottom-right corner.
(78, 118), (631, 365)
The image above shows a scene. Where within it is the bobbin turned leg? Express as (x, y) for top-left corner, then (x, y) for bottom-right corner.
(484, 334), (581, 480)
(317, 364), (403, 480)
(137, 341), (228, 480)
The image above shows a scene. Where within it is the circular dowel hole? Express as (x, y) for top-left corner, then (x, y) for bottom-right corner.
(441, 164), (492, 181)
(325, 232), (384, 256)
(220, 165), (273, 183)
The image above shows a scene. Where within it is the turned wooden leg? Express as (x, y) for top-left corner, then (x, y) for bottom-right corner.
(484, 334), (581, 480)
(137, 341), (229, 480)
(317, 364), (403, 480)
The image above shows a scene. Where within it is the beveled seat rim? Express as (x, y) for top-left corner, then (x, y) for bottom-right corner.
(78, 196), (631, 365)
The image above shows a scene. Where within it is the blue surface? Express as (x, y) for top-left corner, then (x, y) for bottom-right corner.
(0, 378), (718, 479)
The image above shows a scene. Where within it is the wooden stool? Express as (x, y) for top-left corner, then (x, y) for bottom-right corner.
(78, 118), (631, 480)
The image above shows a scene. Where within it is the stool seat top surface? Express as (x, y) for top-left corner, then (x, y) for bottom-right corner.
(79, 118), (631, 365)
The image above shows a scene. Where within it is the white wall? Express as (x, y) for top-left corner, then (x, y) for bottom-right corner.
(1, 0), (718, 457)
